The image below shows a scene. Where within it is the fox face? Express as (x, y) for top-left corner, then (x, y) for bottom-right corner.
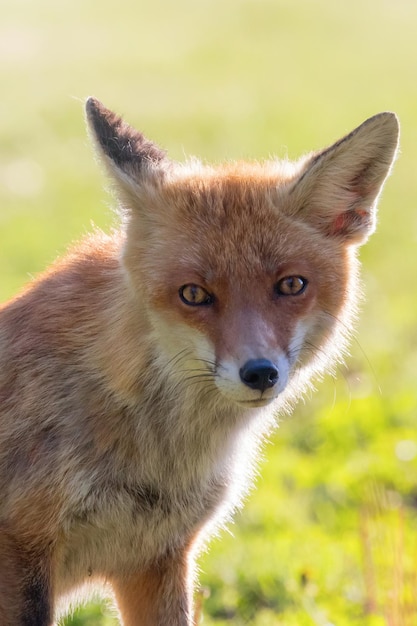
(87, 99), (399, 411)
(128, 174), (348, 409)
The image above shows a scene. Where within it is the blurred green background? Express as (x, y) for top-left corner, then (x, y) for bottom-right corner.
(1, 0), (416, 624)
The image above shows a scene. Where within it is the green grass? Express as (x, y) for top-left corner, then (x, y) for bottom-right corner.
(1, 0), (417, 623)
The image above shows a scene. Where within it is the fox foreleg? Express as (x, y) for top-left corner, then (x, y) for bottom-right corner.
(0, 528), (53, 626)
(112, 551), (195, 626)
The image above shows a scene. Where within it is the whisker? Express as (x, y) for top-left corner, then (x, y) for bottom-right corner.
(165, 348), (192, 370)
(287, 338), (354, 408)
(178, 368), (214, 375)
(184, 375), (216, 384)
(321, 310), (382, 395)
(194, 357), (217, 368)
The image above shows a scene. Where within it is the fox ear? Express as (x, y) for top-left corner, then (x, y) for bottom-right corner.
(291, 112), (399, 245)
(85, 98), (168, 190)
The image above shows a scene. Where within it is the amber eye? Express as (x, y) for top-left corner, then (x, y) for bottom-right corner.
(274, 276), (308, 296)
(179, 284), (214, 306)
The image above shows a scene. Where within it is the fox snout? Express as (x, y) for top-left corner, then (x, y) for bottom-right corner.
(212, 350), (291, 408)
(239, 358), (279, 392)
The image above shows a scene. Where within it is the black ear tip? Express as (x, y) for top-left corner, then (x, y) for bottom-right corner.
(85, 96), (96, 108)
(85, 97), (110, 128)
(85, 96), (99, 117)
(85, 99), (168, 169)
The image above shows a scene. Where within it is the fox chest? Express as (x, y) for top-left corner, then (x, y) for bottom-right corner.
(55, 477), (226, 590)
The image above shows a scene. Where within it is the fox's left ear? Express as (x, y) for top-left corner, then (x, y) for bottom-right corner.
(290, 112), (400, 245)
(86, 98), (169, 195)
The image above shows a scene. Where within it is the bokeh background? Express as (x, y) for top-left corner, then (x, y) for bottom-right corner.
(1, 1), (416, 624)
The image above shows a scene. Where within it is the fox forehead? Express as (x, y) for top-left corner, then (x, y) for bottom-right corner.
(134, 165), (340, 284)
(162, 158), (301, 220)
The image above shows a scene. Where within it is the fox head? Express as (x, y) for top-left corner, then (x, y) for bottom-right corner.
(86, 99), (399, 410)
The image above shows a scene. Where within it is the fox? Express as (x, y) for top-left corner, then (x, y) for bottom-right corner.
(0, 98), (399, 626)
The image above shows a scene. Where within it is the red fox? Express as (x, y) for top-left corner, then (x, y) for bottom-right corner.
(0, 99), (398, 625)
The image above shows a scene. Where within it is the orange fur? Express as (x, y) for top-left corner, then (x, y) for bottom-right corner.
(0, 100), (399, 625)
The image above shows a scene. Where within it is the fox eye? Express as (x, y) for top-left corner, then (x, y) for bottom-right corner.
(179, 284), (214, 306)
(274, 276), (308, 296)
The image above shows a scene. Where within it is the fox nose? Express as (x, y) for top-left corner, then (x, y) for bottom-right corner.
(239, 359), (279, 392)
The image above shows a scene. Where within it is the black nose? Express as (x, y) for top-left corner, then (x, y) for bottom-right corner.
(239, 359), (279, 392)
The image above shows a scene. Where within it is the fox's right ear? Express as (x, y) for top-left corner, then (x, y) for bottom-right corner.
(85, 98), (169, 195)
